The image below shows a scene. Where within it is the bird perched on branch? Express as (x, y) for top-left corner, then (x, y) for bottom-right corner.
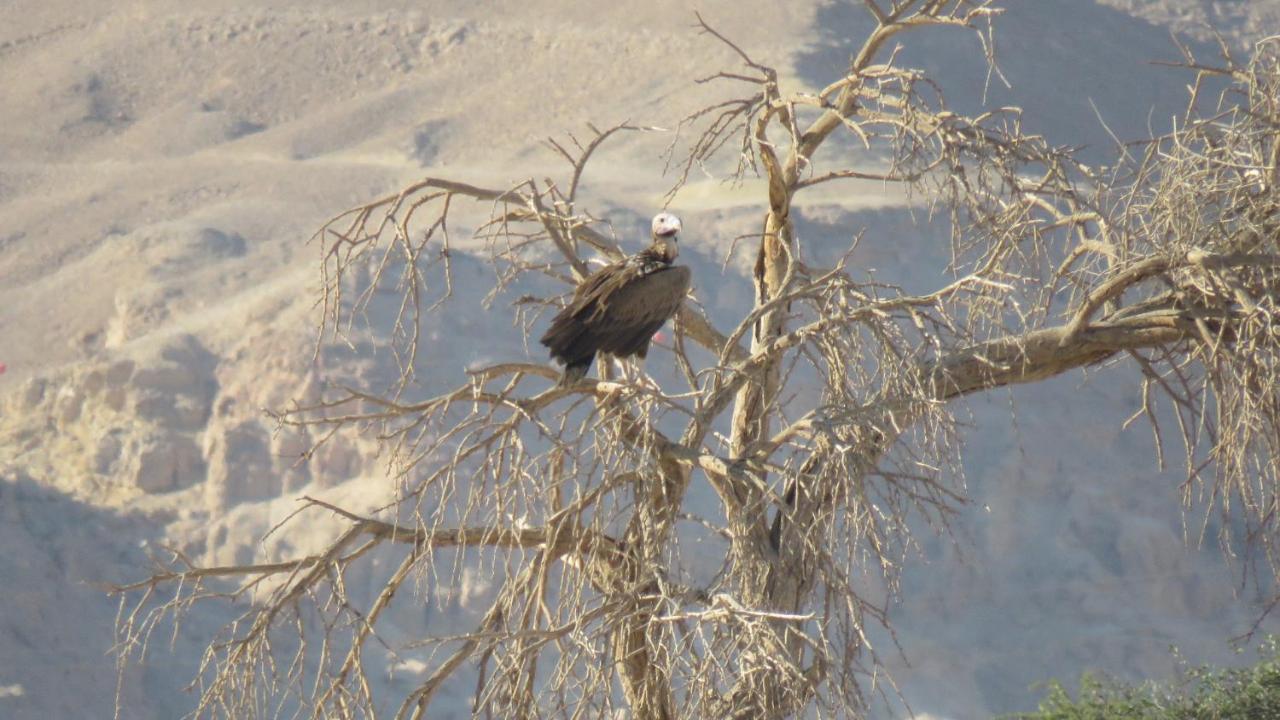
(540, 212), (692, 386)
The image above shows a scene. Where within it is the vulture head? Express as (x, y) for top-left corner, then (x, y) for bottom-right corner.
(650, 212), (682, 262)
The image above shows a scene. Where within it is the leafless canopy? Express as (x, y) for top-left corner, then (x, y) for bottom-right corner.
(111, 2), (1280, 718)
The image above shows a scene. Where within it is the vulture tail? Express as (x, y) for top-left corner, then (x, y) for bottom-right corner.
(557, 356), (593, 387)
(541, 313), (596, 386)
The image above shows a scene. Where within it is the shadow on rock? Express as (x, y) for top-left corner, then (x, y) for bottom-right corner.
(795, 1), (1220, 161)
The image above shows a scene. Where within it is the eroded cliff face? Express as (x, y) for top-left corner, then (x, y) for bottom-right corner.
(2, 2), (1278, 718)
(1098, 0), (1280, 43)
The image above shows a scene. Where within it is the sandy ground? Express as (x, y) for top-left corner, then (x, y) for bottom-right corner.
(2, 1), (1280, 718)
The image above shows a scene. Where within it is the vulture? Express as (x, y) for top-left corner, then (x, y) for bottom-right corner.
(540, 212), (692, 385)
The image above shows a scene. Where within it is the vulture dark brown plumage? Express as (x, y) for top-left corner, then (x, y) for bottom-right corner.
(540, 212), (692, 385)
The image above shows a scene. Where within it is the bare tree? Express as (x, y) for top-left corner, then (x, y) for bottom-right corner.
(111, 2), (1280, 718)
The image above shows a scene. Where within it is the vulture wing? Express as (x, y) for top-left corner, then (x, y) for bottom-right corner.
(586, 265), (691, 358)
(540, 261), (691, 383)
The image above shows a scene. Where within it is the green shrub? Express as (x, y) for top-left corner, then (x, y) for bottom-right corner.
(1011, 637), (1280, 720)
